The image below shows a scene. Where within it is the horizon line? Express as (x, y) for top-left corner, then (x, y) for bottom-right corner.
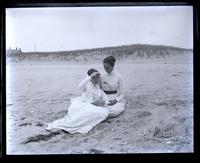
(7, 43), (193, 53)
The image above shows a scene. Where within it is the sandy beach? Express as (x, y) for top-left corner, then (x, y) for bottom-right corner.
(6, 54), (193, 154)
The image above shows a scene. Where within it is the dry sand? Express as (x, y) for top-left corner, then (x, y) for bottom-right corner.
(6, 54), (193, 154)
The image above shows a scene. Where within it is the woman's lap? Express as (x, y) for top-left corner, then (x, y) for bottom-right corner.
(47, 98), (109, 133)
(106, 102), (125, 117)
(47, 97), (126, 133)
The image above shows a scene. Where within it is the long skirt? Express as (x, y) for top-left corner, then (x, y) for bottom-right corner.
(46, 97), (109, 134)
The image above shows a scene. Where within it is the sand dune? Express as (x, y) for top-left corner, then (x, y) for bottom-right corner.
(6, 44), (192, 63)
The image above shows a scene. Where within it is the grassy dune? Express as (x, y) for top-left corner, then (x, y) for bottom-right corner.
(6, 44), (192, 63)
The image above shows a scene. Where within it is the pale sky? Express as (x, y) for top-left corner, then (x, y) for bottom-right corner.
(6, 6), (193, 52)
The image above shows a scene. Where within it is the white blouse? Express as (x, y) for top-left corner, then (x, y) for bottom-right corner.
(78, 76), (108, 103)
(101, 71), (124, 102)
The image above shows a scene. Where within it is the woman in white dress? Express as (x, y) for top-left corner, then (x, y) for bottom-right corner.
(46, 69), (110, 134)
(101, 56), (126, 117)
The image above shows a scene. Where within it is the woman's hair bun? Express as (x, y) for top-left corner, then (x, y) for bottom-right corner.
(87, 68), (98, 76)
(110, 56), (116, 63)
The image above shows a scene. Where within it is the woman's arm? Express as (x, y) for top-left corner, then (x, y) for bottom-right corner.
(101, 90), (110, 105)
(92, 99), (106, 106)
(78, 72), (99, 91)
(78, 76), (91, 91)
(115, 76), (125, 102)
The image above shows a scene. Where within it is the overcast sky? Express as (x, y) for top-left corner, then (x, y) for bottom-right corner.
(6, 6), (193, 52)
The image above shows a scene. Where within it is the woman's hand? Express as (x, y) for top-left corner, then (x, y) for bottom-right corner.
(90, 72), (99, 78)
(92, 99), (105, 106)
(107, 99), (117, 106)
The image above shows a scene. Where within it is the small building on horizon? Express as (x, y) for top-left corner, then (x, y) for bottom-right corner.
(6, 47), (22, 55)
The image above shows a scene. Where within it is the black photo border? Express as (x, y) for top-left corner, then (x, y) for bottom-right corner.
(0, 0), (199, 161)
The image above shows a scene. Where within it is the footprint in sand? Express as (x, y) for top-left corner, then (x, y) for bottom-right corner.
(116, 120), (120, 123)
(89, 148), (104, 154)
(113, 137), (122, 141)
(136, 111), (152, 119)
(18, 122), (32, 127)
(20, 117), (26, 121)
(46, 112), (54, 116)
(21, 131), (61, 144)
(106, 120), (112, 124)
(35, 122), (44, 127)
(153, 101), (168, 106)
(172, 74), (180, 77)
(83, 138), (89, 142)
(57, 110), (67, 116)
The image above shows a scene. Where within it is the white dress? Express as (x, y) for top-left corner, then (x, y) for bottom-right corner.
(101, 71), (126, 117)
(46, 76), (109, 134)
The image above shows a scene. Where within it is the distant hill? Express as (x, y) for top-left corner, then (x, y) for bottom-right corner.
(6, 44), (193, 62)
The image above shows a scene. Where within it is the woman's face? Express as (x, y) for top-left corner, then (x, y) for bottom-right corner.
(103, 62), (114, 74)
(91, 75), (101, 85)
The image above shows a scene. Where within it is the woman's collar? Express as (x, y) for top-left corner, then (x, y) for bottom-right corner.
(107, 70), (115, 76)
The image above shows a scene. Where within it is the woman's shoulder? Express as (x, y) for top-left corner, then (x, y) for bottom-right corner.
(101, 71), (123, 80)
(84, 80), (94, 90)
(115, 71), (123, 79)
(101, 73), (107, 79)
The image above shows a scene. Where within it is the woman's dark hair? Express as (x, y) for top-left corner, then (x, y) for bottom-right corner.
(103, 55), (116, 67)
(87, 68), (98, 76)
